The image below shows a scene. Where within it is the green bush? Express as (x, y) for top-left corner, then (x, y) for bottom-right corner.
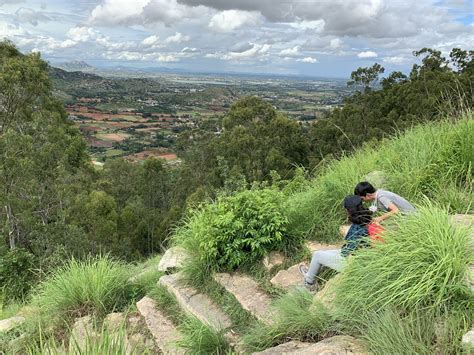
(0, 248), (37, 302)
(284, 116), (473, 242)
(334, 206), (473, 353)
(32, 255), (133, 324)
(174, 188), (297, 271)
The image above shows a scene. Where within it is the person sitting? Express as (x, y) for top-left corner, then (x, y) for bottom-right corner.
(354, 181), (416, 224)
(299, 195), (375, 289)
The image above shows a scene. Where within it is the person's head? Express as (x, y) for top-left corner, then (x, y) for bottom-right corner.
(343, 195), (372, 226)
(354, 181), (377, 201)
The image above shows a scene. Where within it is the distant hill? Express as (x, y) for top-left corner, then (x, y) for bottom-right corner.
(56, 60), (96, 72)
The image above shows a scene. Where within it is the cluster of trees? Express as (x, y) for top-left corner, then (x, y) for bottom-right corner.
(0, 39), (472, 301)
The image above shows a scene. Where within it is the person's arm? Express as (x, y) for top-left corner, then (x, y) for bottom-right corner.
(373, 203), (399, 223)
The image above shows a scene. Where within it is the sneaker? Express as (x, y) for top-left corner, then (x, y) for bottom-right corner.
(299, 264), (315, 290)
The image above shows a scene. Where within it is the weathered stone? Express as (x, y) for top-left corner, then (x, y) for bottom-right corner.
(313, 273), (343, 311)
(462, 329), (474, 352)
(364, 170), (388, 188)
(253, 336), (367, 354)
(0, 316), (25, 333)
(158, 246), (188, 272)
(128, 333), (156, 353)
(104, 312), (125, 332)
(270, 263), (305, 290)
(69, 315), (97, 352)
(214, 273), (275, 325)
(262, 251), (285, 271)
(127, 315), (141, 333)
(159, 273), (232, 330)
(136, 296), (183, 354)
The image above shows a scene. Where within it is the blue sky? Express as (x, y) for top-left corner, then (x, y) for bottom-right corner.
(0, 0), (472, 77)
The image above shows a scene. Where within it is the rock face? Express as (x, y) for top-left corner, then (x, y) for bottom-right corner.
(69, 315), (97, 352)
(313, 273), (343, 311)
(253, 336), (367, 354)
(158, 246), (188, 272)
(262, 251), (285, 271)
(159, 273), (232, 330)
(136, 296), (184, 354)
(214, 273), (275, 325)
(364, 170), (388, 188)
(0, 316), (25, 333)
(104, 312), (125, 331)
(462, 329), (474, 351)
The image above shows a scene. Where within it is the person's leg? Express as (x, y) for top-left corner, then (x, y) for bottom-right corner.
(305, 249), (344, 284)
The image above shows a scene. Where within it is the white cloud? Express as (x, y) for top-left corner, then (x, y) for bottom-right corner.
(209, 10), (262, 32)
(158, 54), (179, 62)
(330, 38), (343, 49)
(383, 55), (407, 64)
(67, 26), (98, 42)
(279, 45), (300, 57)
(0, 22), (25, 37)
(357, 50), (378, 58)
(298, 56), (318, 63)
(289, 20), (325, 32)
(221, 43), (271, 60)
(165, 32), (190, 44)
(142, 35), (160, 46)
(90, 0), (149, 25)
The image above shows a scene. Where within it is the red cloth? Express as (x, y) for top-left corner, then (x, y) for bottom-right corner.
(368, 222), (385, 242)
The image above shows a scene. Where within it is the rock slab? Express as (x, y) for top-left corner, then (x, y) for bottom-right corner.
(0, 316), (25, 333)
(136, 296), (184, 354)
(158, 246), (188, 272)
(214, 273), (275, 325)
(462, 329), (474, 351)
(262, 251), (285, 271)
(159, 273), (232, 330)
(69, 315), (97, 352)
(253, 336), (367, 355)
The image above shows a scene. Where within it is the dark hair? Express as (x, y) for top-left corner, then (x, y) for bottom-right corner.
(343, 195), (372, 225)
(354, 181), (376, 197)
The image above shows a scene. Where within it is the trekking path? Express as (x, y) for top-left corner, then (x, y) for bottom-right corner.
(271, 242), (341, 290)
(136, 296), (184, 354)
(253, 336), (367, 354)
(159, 273), (232, 330)
(214, 273), (275, 325)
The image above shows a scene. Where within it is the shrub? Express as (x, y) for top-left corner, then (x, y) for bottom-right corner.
(0, 248), (37, 302)
(174, 188), (298, 271)
(284, 116), (473, 241)
(32, 255), (133, 324)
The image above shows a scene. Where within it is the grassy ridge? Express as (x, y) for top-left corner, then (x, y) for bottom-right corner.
(284, 115), (473, 242)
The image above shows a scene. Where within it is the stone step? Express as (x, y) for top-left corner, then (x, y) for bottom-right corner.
(158, 246), (188, 273)
(214, 273), (275, 325)
(253, 335), (367, 354)
(271, 243), (341, 290)
(136, 296), (184, 355)
(159, 273), (232, 330)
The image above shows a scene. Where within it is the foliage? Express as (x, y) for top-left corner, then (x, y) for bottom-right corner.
(0, 248), (37, 302)
(32, 255), (134, 325)
(285, 116), (473, 241)
(174, 187), (295, 271)
(242, 288), (334, 352)
(177, 316), (230, 355)
(333, 206), (473, 353)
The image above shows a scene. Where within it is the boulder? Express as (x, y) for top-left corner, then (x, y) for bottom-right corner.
(270, 263), (305, 290)
(104, 312), (125, 331)
(462, 329), (474, 352)
(158, 246), (189, 272)
(263, 251), (285, 271)
(313, 273), (343, 311)
(0, 316), (25, 333)
(253, 336), (367, 354)
(69, 315), (97, 352)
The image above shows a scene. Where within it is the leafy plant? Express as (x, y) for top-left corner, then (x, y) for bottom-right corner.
(0, 248), (37, 302)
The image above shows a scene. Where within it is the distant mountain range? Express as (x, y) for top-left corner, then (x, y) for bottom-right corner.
(56, 60), (97, 72)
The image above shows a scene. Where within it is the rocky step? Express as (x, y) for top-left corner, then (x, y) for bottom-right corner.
(159, 273), (232, 330)
(136, 296), (184, 355)
(253, 335), (367, 355)
(158, 246), (189, 273)
(214, 273), (275, 325)
(271, 243), (341, 290)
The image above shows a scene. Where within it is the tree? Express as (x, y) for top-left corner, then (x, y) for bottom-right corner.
(347, 63), (385, 92)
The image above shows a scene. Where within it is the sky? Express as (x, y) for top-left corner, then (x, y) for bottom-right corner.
(0, 0), (472, 78)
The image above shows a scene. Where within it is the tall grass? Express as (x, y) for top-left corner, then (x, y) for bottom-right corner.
(334, 205), (473, 353)
(284, 116), (473, 241)
(33, 255), (133, 324)
(177, 316), (230, 355)
(242, 288), (334, 352)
